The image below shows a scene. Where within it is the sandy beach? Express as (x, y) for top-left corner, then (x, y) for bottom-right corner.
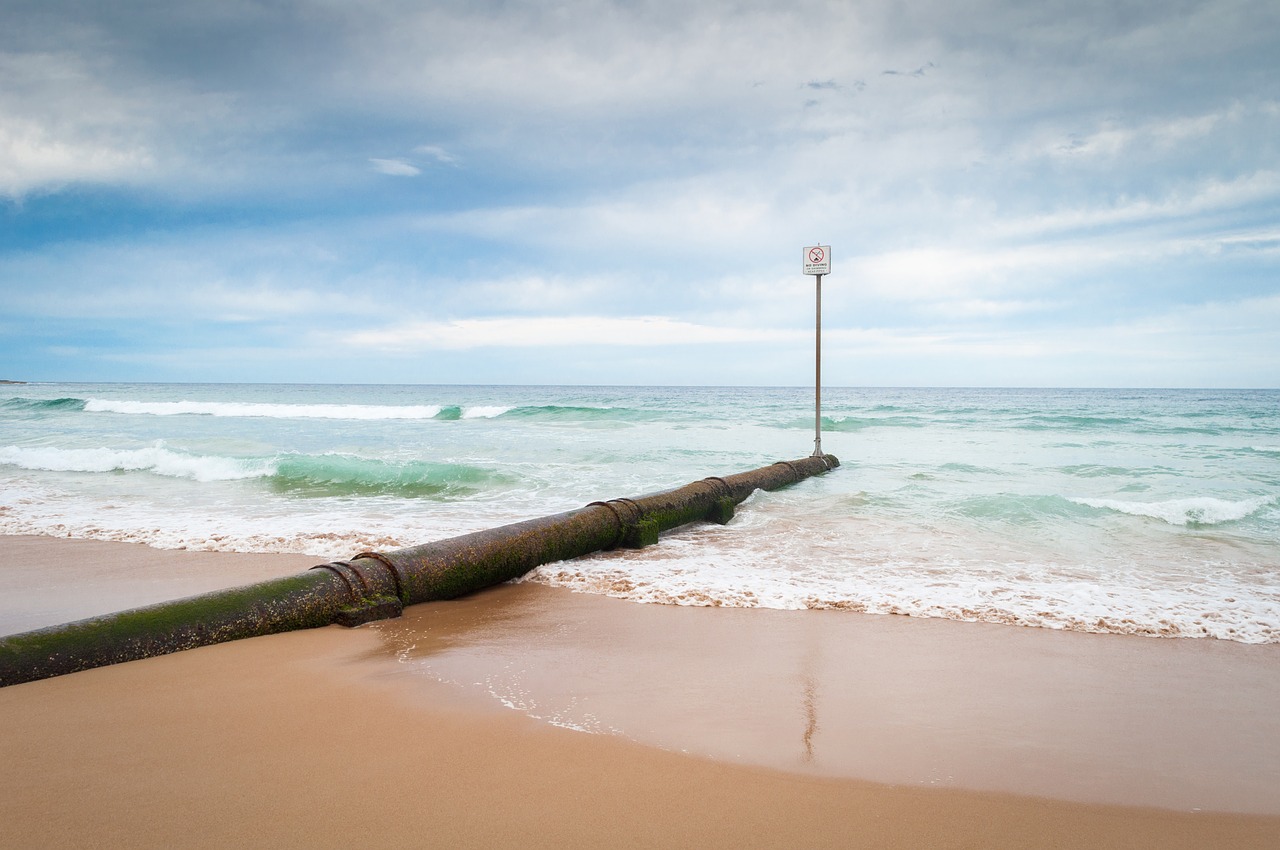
(2, 535), (1278, 848)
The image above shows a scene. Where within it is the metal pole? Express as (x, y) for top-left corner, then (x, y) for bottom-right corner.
(814, 273), (823, 457)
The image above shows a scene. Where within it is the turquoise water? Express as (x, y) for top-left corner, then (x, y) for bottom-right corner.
(2, 383), (1277, 642)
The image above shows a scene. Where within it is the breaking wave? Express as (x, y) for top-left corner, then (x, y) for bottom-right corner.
(2, 397), (87, 412)
(1070, 495), (1276, 526)
(82, 399), (449, 420)
(15, 396), (666, 424)
(0, 444), (511, 498)
(0, 444), (263, 482)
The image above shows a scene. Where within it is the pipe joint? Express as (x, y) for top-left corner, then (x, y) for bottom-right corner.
(588, 498), (653, 548)
(310, 557), (404, 627)
(697, 477), (737, 524)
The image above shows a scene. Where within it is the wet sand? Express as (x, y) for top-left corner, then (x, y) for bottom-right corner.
(1, 535), (1278, 848)
(0, 535), (318, 636)
(376, 581), (1280, 814)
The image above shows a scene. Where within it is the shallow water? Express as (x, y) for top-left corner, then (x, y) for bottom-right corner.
(2, 383), (1277, 642)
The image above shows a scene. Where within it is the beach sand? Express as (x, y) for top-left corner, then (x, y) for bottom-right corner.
(2, 535), (1278, 848)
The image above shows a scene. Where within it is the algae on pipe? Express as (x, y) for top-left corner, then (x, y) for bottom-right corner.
(0, 455), (838, 687)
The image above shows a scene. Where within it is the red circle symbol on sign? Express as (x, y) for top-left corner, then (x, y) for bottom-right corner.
(808, 247), (825, 263)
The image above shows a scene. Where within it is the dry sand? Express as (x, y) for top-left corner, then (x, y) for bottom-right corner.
(1, 535), (1278, 849)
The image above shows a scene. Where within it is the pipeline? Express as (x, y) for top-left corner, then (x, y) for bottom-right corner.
(0, 454), (838, 687)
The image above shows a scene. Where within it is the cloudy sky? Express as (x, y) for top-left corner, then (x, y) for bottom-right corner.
(2, 0), (1278, 387)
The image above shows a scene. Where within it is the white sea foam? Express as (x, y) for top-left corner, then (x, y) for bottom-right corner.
(0, 515), (407, 558)
(0, 476), (521, 558)
(1071, 495), (1275, 526)
(0, 484), (429, 557)
(525, 533), (1280, 644)
(0, 444), (268, 482)
(84, 399), (445, 420)
(462, 406), (512, 419)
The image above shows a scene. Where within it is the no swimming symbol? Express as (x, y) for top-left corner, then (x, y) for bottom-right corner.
(803, 245), (831, 275)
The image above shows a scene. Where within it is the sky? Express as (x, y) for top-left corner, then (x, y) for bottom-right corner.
(2, 0), (1278, 387)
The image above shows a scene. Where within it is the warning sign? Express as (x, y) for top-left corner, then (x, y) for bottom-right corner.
(803, 245), (831, 276)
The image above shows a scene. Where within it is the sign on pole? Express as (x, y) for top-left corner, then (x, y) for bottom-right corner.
(803, 245), (830, 276)
(802, 245), (830, 458)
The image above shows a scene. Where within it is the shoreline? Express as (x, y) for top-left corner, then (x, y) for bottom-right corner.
(2, 535), (1278, 847)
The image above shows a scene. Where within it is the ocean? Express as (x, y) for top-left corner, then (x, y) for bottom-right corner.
(2, 383), (1277, 644)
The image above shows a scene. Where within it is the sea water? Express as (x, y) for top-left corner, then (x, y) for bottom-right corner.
(2, 383), (1277, 643)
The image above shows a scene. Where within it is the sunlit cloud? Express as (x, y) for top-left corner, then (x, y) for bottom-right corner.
(0, 119), (154, 196)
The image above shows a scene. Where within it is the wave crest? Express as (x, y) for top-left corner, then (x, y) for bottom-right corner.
(83, 399), (447, 420)
(0, 444), (513, 499)
(1071, 495), (1275, 526)
(2, 397), (87, 412)
(0, 444), (264, 482)
(269, 454), (510, 498)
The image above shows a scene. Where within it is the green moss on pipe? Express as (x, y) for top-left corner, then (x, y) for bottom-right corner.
(0, 570), (346, 687)
(0, 453), (840, 688)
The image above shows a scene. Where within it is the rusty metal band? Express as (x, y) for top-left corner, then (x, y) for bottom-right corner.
(350, 550), (407, 601)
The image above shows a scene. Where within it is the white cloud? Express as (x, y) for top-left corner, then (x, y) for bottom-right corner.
(847, 243), (1105, 303)
(414, 145), (458, 165)
(1214, 228), (1280, 250)
(464, 275), (612, 312)
(1030, 101), (1267, 165)
(1128, 292), (1280, 342)
(0, 232), (388, 322)
(862, 293), (1280, 386)
(187, 282), (371, 322)
(0, 116), (154, 197)
(0, 50), (158, 196)
(993, 170), (1280, 238)
(369, 157), (421, 176)
(342, 316), (803, 351)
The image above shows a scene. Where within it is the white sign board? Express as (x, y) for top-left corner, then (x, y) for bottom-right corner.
(803, 245), (831, 276)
